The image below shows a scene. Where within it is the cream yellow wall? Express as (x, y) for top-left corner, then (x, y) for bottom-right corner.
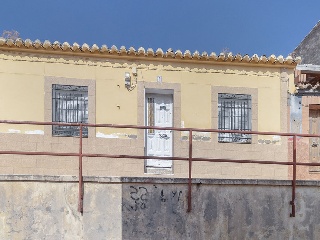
(287, 71), (296, 94)
(180, 84), (211, 128)
(257, 76), (281, 132)
(95, 67), (137, 125)
(137, 64), (286, 133)
(95, 71), (138, 136)
(0, 51), (296, 180)
(0, 58), (44, 133)
(0, 51), (294, 136)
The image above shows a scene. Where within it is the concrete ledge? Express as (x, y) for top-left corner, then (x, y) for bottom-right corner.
(1, 174), (320, 186)
(0, 174), (79, 182)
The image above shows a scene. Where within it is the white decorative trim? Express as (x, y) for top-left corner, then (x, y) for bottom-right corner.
(0, 51), (283, 78)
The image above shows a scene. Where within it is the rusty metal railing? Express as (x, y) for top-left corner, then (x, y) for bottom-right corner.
(0, 120), (320, 217)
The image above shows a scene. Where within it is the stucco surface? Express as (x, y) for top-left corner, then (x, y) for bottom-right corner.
(0, 180), (122, 240)
(0, 51), (292, 135)
(1, 176), (320, 239)
(0, 50), (294, 179)
(122, 181), (320, 240)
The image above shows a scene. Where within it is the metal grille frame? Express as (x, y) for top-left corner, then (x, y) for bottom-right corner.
(218, 93), (252, 143)
(52, 84), (88, 137)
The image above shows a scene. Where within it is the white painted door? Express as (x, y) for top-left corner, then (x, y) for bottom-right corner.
(146, 94), (173, 168)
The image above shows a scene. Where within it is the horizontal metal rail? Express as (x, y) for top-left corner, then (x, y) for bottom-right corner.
(2, 119), (320, 137)
(2, 150), (320, 167)
(0, 120), (317, 216)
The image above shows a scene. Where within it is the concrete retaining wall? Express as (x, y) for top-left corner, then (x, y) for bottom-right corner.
(0, 176), (122, 240)
(1, 176), (320, 239)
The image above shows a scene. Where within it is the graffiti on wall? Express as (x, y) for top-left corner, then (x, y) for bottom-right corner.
(123, 184), (184, 212)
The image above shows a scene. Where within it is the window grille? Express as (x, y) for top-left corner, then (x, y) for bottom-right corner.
(218, 93), (251, 143)
(52, 84), (88, 137)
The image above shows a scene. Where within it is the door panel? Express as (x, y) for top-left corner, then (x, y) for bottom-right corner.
(146, 94), (173, 168)
(309, 109), (320, 171)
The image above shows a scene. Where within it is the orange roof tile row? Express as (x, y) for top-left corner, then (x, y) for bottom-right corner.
(0, 38), (301, 65)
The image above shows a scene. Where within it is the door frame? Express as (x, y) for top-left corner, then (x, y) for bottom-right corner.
(144, 89), (174, 174)
(137, 82), (181, 175)
(309, 105), (320, 172)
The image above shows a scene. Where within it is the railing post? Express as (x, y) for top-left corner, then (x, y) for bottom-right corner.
(290, 135), (297, 217)
(78, 124), (84, 214)
(187, 129), (193, 212)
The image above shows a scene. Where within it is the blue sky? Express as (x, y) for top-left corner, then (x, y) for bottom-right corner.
(1, 0), (319, 56)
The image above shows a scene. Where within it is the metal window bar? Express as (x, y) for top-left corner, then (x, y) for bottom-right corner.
(52, 84), (88, 137)
(218, 93), (252, 143)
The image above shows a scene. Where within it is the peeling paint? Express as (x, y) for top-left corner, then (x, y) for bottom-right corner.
(7, 129), (21, 133)
(181, 132), (211, 142)
(258, 136), (281, 145)
(272, 135), (281, 142)
(24, 130), (44, 135)
(290, 95), (302, 134)
(96, 132), (137, 139)
(127, 134), (137, 139)
(181, 136), (188, 141)
(96, 132), (120, 138)
(3, 129), (44, 134)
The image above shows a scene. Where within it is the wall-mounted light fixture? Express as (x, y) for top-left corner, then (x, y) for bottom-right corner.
(132, 67), (137, 76)
(125, 72), (131, 88)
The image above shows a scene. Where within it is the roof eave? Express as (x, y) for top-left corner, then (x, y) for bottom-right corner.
(0, 37), (300, 68)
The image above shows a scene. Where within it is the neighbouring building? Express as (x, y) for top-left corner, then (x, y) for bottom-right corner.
(291, 20), (320, 180)
(0, 37), (299, 180)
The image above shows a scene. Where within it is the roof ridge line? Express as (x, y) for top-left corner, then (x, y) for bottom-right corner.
(294, 20), (320, 53)
(0, 37), (301, 66)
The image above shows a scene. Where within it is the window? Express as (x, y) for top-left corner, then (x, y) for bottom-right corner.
(52, 84), (88, 137)
(147, 97), (155, 134)
(218, 93), (251, 143)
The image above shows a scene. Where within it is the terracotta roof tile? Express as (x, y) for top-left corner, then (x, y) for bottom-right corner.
(0, 37), (301, 66)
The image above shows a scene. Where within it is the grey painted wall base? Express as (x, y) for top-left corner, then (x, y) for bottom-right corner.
(0, 179), (122, 240)
(1, 175), (320, 239)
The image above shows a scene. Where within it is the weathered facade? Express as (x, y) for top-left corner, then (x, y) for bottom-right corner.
(0, 37), (299, 180)
(290, 21), (320, 180)
(1, 176), (320, 239)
